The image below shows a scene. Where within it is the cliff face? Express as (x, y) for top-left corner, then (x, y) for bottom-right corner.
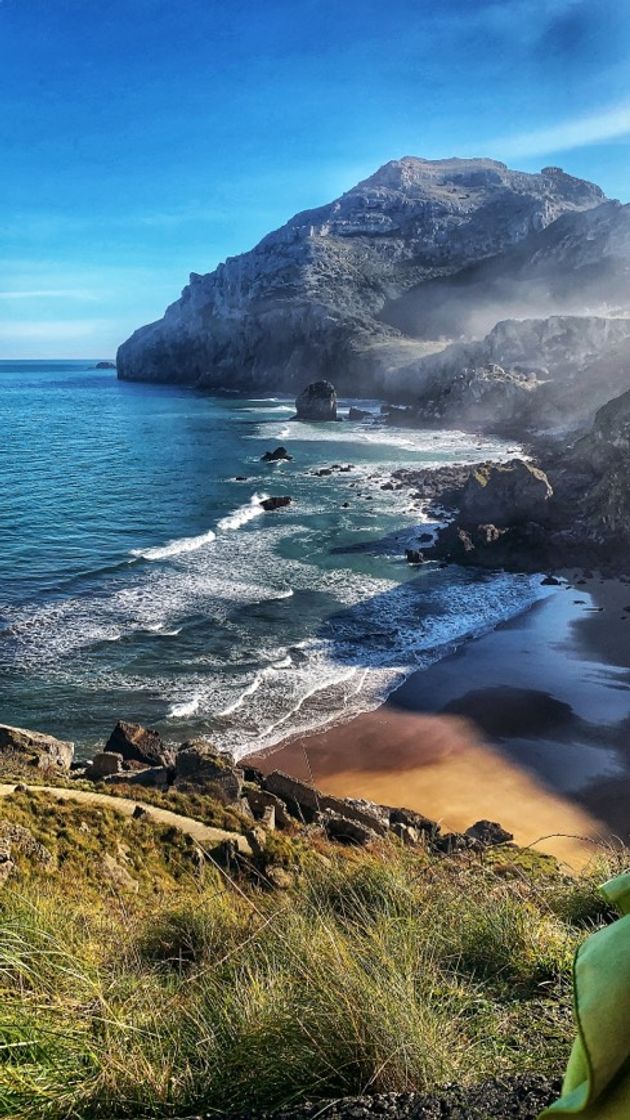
(117, 157), (608, 394)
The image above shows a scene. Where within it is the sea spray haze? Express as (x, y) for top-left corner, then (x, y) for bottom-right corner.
(0, 360), (538, 757)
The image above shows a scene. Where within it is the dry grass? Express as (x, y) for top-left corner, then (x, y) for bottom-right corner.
(0, 788), (622, 1118)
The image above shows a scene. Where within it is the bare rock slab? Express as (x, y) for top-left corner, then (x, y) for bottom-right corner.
(0, 724), (74, 770)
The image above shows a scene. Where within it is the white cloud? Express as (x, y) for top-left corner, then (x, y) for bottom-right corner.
(0, 289), (99, 301)
(487, 102), (630, 159)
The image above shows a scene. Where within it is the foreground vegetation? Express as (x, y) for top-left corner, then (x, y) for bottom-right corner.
(0, 785), (622, 1118)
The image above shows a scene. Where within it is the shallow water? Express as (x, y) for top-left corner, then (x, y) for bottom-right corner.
(0, 361), (539, 759)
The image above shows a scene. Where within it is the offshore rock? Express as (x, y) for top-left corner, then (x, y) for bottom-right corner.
(262, 446), (293, 461)
(260, 495), (292, 511)
(295, 380), (337, 421)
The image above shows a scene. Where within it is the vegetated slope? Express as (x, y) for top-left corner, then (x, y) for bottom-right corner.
(0, 776), (621, 1119)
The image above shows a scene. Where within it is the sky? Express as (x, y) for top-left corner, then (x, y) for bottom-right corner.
(2, 0), (630, 358)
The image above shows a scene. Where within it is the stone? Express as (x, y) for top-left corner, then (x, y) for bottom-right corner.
(101, 853), (139, 893)
(245, 787), (291, 828)
(132, 805), (148, 820)
(295, 380), (337, 422)
(262, 446), (292, 462)
(260, 495), (292, 511)
(265, 865), (293, 889)
(95, 360), (116, 369)
(263, 771), (388, 835)
(541, 574), (561, 585)
(405, 549), (424, 565)
(465, 820), (513, 846)
(348, 407), (372, 421)
(459, 459), (553, 527)
(390, 822), (421, 846)
(175, 739), (243, 802)
(105, 721), (175, 769)
(388, 806), (440, 841)
(323, 812), (377, 846)
(0, 822), (53, 867)
(84, 751), (124, 780)
(0, 724), (74, 770)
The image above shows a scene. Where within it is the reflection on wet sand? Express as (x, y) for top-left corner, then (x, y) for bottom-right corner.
(250, 706), (607, 870)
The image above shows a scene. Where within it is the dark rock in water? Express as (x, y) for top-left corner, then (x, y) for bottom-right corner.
(418, 531), (433, 543)
(105, 720), (175, 769)
(466, 819), (514, 846)
(0, 723), (74, 770)
(541, 574), (561, 585)
(95, 360), (116, 369)
(262, 446), (293, 462)
(295, 380), (337, 422)
(175, 739), (243, 802)
(260, 495), (292, 511)
(234, 475), (249, 481)
(405, 548), (424, 564)
(460, 459), (553, 527)
(348, 406), (372, 420)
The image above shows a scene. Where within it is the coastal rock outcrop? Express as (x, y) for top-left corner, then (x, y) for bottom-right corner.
(105, 720), (175, 769)
(174, 739), (243, 802)
(117, 157), (611, 407)
(459, 460), (553, 526)
(295, 380), (337, 421)
(0, 724), (74, 770)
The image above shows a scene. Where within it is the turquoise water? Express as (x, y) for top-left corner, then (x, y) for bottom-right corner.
(0, 360), (539, 760)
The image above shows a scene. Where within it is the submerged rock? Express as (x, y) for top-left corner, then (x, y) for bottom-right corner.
(295, 380), (337, 422)
(0, 724), (74, 770)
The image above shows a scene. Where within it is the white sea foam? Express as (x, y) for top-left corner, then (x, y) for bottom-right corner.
(216, 493), (269, 532)
(131, 528), (217, 561)
(168, 696), (201, 718)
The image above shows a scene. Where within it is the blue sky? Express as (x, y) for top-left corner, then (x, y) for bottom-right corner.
(2, 0), (630, 358)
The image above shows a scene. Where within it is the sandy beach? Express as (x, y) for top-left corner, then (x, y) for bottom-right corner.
(251, 574), (630, 868)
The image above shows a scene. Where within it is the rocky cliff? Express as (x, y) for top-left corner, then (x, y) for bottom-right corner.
(117, 157), (611, 398)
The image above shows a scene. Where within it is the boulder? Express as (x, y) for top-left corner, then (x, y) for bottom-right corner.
(465, 820), (513, 846)
(244, 787), (291, 828)
(101, 853), (139, 894)
(84, 751), (124, 781)
(0, 724), (74, 770)
(388, 806), (440, 842)
(260, 496), (292, 511)
(262, 771), (388, 835)
(105, 721), (175, 768)
(175, 739), (243, 802)
(0, 822), (53, 867)
(95, 360), (116, 369)
(295, 380), (337, 422)
(262, 446), (293, 462)
(459, 459), (553, 527)
(348, 407), (372, 420)
(323, 811), (377, 846)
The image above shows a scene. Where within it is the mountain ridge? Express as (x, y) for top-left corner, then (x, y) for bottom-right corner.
(117, 156), (615, 404)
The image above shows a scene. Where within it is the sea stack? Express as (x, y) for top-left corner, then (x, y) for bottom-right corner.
(295, 380), (337, 422)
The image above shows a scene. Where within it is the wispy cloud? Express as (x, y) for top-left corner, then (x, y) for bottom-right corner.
(0, 289), (99, 301)
(487, 102), (630, 159)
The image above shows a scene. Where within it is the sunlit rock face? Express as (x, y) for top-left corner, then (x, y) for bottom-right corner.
(117, 157), (610, 398)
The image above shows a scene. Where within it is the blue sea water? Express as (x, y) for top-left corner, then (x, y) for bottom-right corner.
(0, 360), (540, 760)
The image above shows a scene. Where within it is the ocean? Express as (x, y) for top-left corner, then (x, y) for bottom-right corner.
(0, 360), (541, 760)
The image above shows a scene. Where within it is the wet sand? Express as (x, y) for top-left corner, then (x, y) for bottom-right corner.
(250, 575), (630, 868)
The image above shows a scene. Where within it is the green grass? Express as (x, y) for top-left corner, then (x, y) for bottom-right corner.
(0, 786), (621, 1118)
